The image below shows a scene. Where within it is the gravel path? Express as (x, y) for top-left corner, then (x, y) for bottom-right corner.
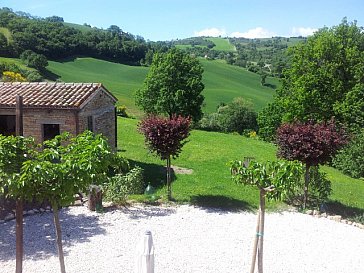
(0, 204), (363, 273)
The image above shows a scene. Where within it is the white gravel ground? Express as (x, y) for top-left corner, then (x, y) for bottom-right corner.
(1, 204), (363, 273)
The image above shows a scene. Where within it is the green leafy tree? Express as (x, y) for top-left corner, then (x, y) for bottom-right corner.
(136, 48), (205, 122)
(21, 132), (112, 273)
(229, 160), (303, 273)
(0, 135), (37, 273)
(20, 50), (48, 70)
(258, 19), (364, 140)
(333, 129), (364, 178)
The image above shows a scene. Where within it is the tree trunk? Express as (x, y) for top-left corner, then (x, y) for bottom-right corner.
(166, 156), (172, 200)
(304, 163), (310, 209)
(88, 185), (102, 211)
(52, 202), (66, 273)
(15, 199), (23, 273)
(257, 189), (266, 273)
(250, 209), (261, 273)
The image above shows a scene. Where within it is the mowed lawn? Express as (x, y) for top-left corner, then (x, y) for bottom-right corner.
(118, 117), (364, 217)
(47, 57), (277, 116)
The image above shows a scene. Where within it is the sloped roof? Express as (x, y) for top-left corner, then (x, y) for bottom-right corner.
(0, 82), (117, 109)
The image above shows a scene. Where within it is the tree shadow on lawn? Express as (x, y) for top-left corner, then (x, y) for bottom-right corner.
(326, 200), (364, 221)
(0, 206), (107, 262)
(129, 160), (176, 190)
(40, 68), (60, 81)
(190, 194), (255, 213)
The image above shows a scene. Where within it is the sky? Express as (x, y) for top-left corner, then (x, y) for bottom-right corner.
(1, 0), (364, 41)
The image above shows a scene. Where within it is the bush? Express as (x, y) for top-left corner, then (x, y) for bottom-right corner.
(197, 112), (221, 132)
(285, 166), (332, 208)
(333, 130), (364, 178)
(20, 50), (48, 70)
(104, 166), (144, 204)
(257, 102), (283, 142)
(108, 153), (130, 176)
(217, 98), (258, 134)
(116, 105), (129, 118)
(25, 70), (43, 82)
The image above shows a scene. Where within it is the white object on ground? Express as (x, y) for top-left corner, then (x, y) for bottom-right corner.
(135, 230), (154, 273)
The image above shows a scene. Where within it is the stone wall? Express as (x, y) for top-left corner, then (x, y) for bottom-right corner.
(78, 89), (116, 149)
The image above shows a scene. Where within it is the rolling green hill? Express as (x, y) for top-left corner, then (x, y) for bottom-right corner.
(205, 37), (236, 51)
(47, 57), (278, 116)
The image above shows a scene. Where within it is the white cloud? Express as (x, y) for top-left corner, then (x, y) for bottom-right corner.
(229, 27), (276, 39)
(291, 27), (318, 37)
(194, 28), (226, 37)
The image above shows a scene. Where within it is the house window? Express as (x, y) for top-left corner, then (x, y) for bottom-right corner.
(43, 124), (60, 141)
(87, 116), (93, 132)
(0, 115), (16, 136)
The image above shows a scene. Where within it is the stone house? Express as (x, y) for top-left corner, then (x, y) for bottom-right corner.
(0, 82), (118, 148)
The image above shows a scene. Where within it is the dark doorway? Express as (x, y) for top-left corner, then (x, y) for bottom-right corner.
(43, 124), (60, 141)
(0, 115), (16, 136)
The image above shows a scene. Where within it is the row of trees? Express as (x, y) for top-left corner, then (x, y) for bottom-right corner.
(0, 8), (149, 64)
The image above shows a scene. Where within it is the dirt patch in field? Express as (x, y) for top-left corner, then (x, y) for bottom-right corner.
(171, 165), (193, 174)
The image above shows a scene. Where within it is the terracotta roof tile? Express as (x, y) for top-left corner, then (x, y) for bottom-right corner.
(0, 82), (117, 109)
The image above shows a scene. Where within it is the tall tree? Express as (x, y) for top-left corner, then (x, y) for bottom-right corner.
(138, 115), (190, 200)
(136, 48), (204, 122)
(258, 19), (364, 140)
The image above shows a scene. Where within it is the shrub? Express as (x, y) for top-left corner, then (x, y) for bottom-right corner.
(104, 166), (144, 204)
(25, 70), (43, 82)
(2, 71), (26, 82)
(285, 166), (332, 208)
(20, 50), (48, 70)
(116, 105), (129, 118)
(197, 112), (221, 132)
(108, 153), (130, 176)
(218, 97), (258, 134)
(333, 130), (364, 178)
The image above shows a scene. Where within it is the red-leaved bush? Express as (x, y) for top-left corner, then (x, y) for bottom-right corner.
(138, 115), (191, 199)
(276, 119), (348, 207)
(276, 119), (347, 166)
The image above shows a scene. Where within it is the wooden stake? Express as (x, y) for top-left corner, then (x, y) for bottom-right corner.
(15, 95), (23, 273)
(250, 209), (261, 273)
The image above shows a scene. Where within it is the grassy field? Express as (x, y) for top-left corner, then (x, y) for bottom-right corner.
(0, 27), (12, 42)
(206, 37), (236, 51)
(47, 57), (278, 116)
(63, 22), (94, 33)
(119, 117), (364, 217)
(0, 56), (36, 71)
(47, 58), (149, 117)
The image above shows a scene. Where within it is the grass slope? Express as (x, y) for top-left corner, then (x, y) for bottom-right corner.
(119, 117), (364, 216)
(0, 27), (12, 42)
(47, 58), (149, 116)
(47, 57), (278, 115)
(0, 57), (35, 71)
(63, 22), (94, 33)
(206, 37), (236, 51)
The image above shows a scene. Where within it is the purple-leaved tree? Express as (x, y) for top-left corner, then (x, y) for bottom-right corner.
(138, 115), (190, 200)
(276, 119), (347, 208)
